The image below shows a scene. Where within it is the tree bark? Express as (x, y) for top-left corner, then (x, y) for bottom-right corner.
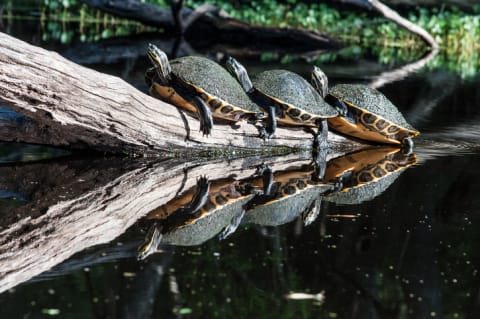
(0, 32), (364, 155)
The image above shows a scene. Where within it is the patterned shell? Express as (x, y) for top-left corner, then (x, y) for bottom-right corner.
(329, 84), (416, 131)
(170, 56), (259, 112)
(253, 70), (338, 117)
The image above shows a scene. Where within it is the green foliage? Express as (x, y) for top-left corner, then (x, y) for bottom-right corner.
(5, 0), (479, 78)
(157, 0), (479, 78)
(40, 0), (154, 43)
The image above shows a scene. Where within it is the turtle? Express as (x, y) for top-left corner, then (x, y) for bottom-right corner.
(225, 57), (339, 141)
(241, 163), (335, 227)
(323, 147), (418, 205)
(145, 44), (266, 136)
(319, 83), (419, 149)
(137, 176), (258, 259)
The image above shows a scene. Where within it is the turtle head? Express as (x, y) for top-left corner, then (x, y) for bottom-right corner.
(137, 224), (163, 261)
(311, 66), (329, 98)
(225, 56), (253, 93)
(147, 43), (172, 81)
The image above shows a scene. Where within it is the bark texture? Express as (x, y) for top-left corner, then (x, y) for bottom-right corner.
(0, 32), (362, 155)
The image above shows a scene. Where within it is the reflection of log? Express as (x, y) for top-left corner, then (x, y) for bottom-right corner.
(0, 150), (357, 292)
(0, 152), (327, 293)
(78, 0), (339, 52)
(78, 0), (185, 31)
(369, 49), (438, 88)
(0, 32), (362, 155)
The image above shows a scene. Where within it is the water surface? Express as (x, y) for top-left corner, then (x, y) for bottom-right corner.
(1, 14), (480, 319)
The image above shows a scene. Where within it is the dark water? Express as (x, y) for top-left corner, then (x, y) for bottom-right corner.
(2, 16), (480, 319)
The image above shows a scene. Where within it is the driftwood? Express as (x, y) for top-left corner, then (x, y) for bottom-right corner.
(0, 151), (334, 293)
(0, 32), (364, 155)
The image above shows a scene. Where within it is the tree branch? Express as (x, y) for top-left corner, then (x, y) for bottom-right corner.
(368, 0), (439, 51)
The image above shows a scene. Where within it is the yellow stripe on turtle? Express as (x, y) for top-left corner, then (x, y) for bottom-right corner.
(258, 90), (331, 127)
(146, 180), (248, 222)
(150, 80), (263, 123)
(325, 147), (417, 191)
(328, 101), (419, 144)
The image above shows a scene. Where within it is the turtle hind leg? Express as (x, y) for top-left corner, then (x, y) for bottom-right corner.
(260, 105), (277, 139)
(308, 119), (328, 180)
(191, 96), (214, 136)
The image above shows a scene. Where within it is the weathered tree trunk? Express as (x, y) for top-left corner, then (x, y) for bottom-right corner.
(0, 32), (363, 155)
(0, 152), (318, 293)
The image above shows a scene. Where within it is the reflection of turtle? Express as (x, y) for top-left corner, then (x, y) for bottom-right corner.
(324, 147), (417, 204)
(242, 165), (333, 226)
(226, 57), (338, 138)
(138, 177), (256, 259)
(145, 44), (266, 136)
(323, 84), (419, 148)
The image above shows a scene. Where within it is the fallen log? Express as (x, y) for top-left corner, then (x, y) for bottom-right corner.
(0, 32), (364, 155)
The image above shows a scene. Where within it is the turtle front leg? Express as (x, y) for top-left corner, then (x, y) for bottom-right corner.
(325, 95), (349, 118)
(176, 176), (210, 216)
(191, 96), (214, 136)
(218, 209), (245, 240)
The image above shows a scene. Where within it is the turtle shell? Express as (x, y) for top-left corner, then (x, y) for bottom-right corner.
(324, 147), (417, 204)
(328, 84), (419, 144)
(253, 70), (338, 124)
(157, 179), (255, 246)
(242, 166), (333, 226)
(244, 185), (331, 226)
(170, 56), (260, 112)
(160, 195), (252, 246)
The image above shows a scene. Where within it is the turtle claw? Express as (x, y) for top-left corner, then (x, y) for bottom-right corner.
(258, 127), (274, 140)
(199, 120), (213, 136)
